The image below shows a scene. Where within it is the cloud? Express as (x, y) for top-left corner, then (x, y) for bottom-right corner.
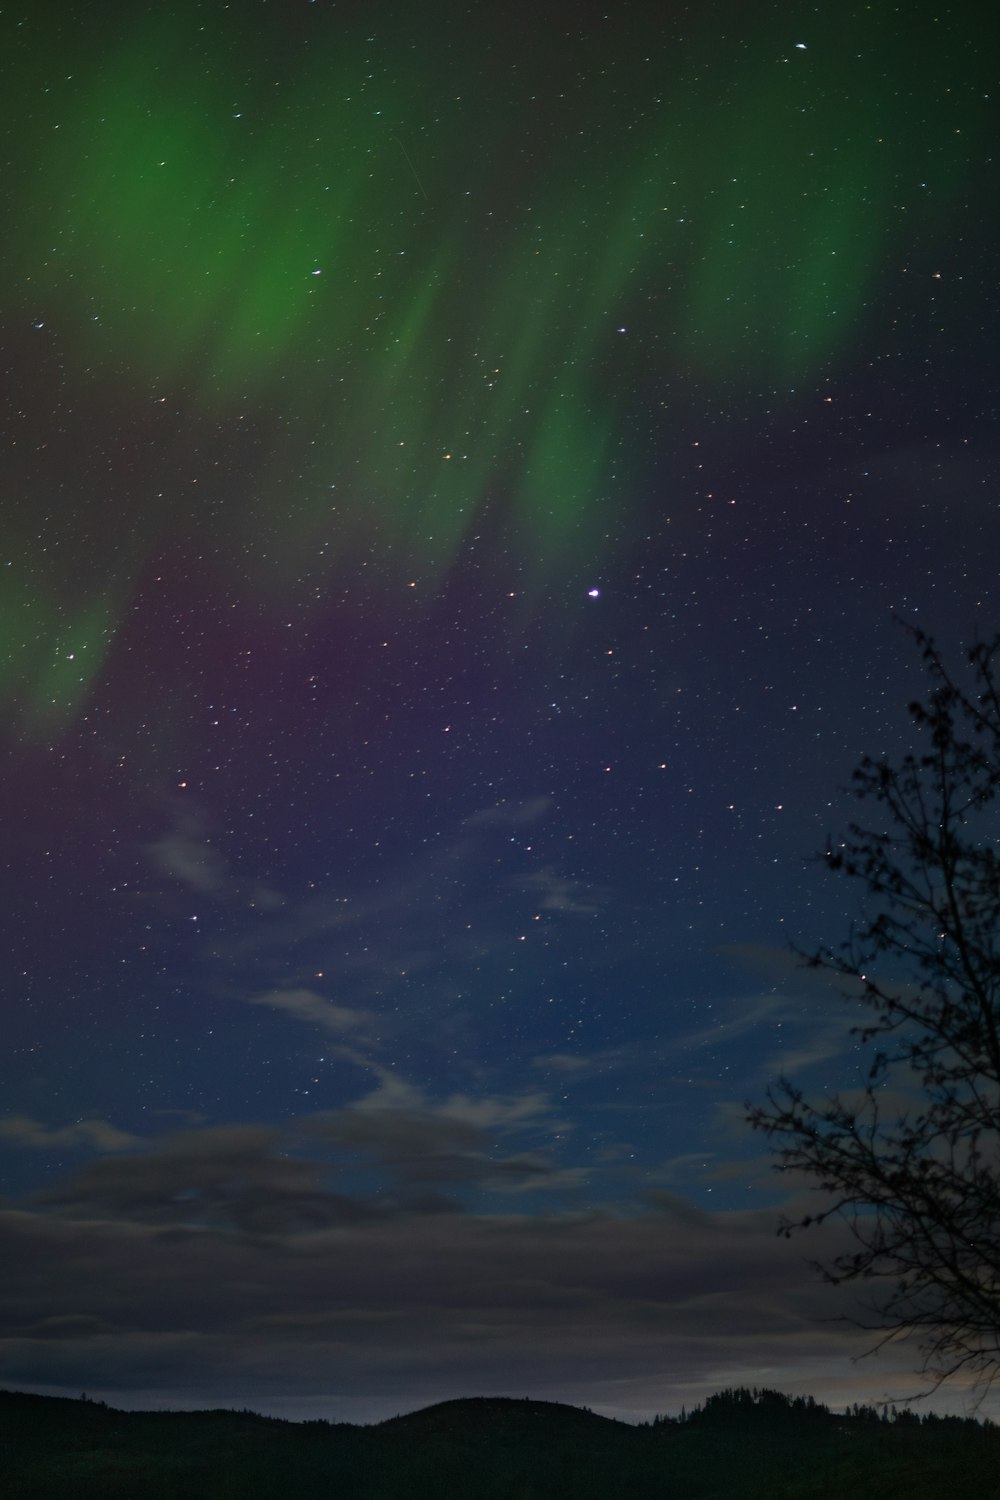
(23, 1076), (566, 1236)
(32, 1124), (374, 1234)
(304, 1080), (560, 1194)
(518, 867), (603, 913)
(0, 1184), (944, 1425)
(432, 1091), (551, 1131)
(299, 1074), (563, 1188)
(209, 798), (606, 1066)
(2, 1090), (989, 1423)
(666, 946), (875, 1085)
(721, 942), (875, 1008)
(337, 1072), (553, 1136)
(532, 1053), (596, 1075)
(0, 1116), (141, 1152)
(308, 1105), (483, 1160)
(462, 797), (552, 829)
(244, 988), (374, 1037)
(643, 1189), (718, 1229)
(148, 809), (230, 896)
(146, 801), (285, 911)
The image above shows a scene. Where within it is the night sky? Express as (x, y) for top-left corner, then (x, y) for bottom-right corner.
(1, 0), (997, 1423)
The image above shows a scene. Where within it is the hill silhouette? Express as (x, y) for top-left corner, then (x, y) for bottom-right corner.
(380, 1394), (624, 1438)
(0, 1384), (996, 1498)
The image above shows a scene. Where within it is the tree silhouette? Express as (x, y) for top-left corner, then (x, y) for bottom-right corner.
(749, 627), (1000, 1393)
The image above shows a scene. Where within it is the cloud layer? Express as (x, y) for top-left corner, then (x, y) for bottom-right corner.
(0, 1101), (969, 1423)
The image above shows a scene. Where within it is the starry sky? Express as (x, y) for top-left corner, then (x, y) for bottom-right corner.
(1, 0), (997, 1424)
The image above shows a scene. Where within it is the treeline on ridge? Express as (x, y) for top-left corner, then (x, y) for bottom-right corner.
(0, 1384), (996, 1498)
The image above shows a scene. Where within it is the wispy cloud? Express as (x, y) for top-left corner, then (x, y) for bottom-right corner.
(0, 1116), (141, 1152)
(21, 1078), (564, 1232)
(244, 987), (374, 1038)
(146, 800), (285, 910)
(517, 866), (604, 913)
(147, 807), (230, 896)
(462, 797), (552, 829)
(208, 797), (613, 1065)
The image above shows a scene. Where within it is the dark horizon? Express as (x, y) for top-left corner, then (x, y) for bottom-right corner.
(4, 1382), (995, 1428)
(4, 1383), (997, 1500)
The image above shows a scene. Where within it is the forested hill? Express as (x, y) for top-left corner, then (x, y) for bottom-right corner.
(1, 1385), (996, 1498)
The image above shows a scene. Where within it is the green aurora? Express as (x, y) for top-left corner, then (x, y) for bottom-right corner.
(1, 3), (988, 734)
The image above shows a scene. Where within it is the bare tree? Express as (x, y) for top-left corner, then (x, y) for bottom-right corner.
(748, 627), (1000, 1392)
